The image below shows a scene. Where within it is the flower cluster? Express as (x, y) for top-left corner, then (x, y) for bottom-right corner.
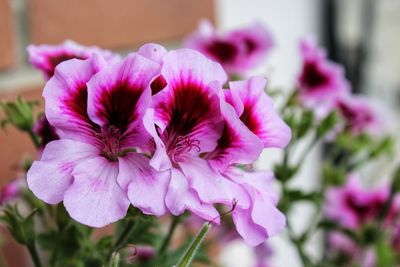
(297, 37), (386, 137)
(26, 42), (290, 246)
(324, 175), (400, 266)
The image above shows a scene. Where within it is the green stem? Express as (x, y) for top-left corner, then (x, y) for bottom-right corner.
(114, 219), (135, 251)
(158, 216), (180, 254)
(109, 252), (120, 267)
(296, 134), (319, 167)
(175, 222), (211, 267)
(27, 129), (41, 148)
(287, 223), (313, 267)
(27, 242), (42, 267)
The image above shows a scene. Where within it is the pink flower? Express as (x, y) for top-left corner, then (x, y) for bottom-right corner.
(27, 52), (168, 227)
(28, 40), (121, 79)
(0, 179), (21, 204)
(336, 95), (387, 136)
(297, 37), (350, 115)
(126, 245), (155, 262)
(205, 76), (290, 246)
(185, 20), (274, 75)
(324, 175), (395, 229)
(328, 232), (376, 267)
(147, 48), (229, 222)
(224, 76), (291, 149)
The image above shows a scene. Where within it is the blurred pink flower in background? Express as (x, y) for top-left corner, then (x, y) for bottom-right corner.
(185, 20), (274, 75)
(0, 179), (21, 205)
(27, 40), (120, 79)
(297, 37), (350, 116)
(336, 95), (388, 136)
(324, 174), (397, 230)
(328, 232), (376, 267)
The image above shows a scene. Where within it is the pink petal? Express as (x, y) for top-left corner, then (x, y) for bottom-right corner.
(179, 158), (229, 204)
(142, 109), (171, 171)
(63, 157), (129, 227)
(43, 57), (105, 142)
(232, 207), (268, 246)
(28, 40), (120, 80)
(227, 168), (285, 245)
(27, 140), (98, 204)
(153, 49), (226, 155)
(251, 189), (286, 238)
(118, 153), (169, 216)
(138, 43), (167, 64)
(229, 76), (291, 148)
(207, 96), (263, 171)
(165, 168), (220, 223)
(87, 53), (161, 148)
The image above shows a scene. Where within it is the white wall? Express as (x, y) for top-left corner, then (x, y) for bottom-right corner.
(216, 1), (322, 266)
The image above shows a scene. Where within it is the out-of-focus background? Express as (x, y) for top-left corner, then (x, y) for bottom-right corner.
(0, 0), (399, 266)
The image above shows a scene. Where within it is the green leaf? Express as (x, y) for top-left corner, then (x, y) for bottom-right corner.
(296, 110), (314, 139)
(285, 189), (322, 203)
(316, 111), (339, 138)
(376, 238), (397, 267)
(0, 205), (37, 245)
(0, 97), (37, 132)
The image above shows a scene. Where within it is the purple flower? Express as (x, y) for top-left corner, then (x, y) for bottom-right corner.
(336, 95), (387, 136)
(27, 52), (168, 227)
(324, 175), (396, 229)
(0, 179), (21, 204)
(28, 40), (121, 80)
(185, 20), (274, 75)
(297, 37), (350, 116)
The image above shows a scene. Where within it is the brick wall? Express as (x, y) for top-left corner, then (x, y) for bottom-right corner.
(0, 0), (215, 181)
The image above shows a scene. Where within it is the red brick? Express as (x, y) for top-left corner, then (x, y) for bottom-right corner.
(27, 0), (215, 49)
(0, 0), (15, 70)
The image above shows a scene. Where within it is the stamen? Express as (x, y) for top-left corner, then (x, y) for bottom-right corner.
(95, 126), (121, 161)
(166, 133), (201, 163)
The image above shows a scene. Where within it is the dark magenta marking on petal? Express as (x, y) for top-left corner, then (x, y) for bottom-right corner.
(345, 195), (385, 224)
(159, 80), (220, 162)
(47, 53), (87, 78)
(164, 80), (216, 137)
(65, 83), (91, 124)
(98, 81), (144, 133)
(211, 122), (238, 160)
(337, 101), (373, 130)
(244, 38), (257, 54)
(240, 102), (259, 135)
(300, 61), (329, 89)
(151, 75), (167, 95)
(206, 40), (238, 63)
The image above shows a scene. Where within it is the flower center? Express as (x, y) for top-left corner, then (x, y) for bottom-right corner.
(301, 61), (329, 89)
(96, 126), (121, 161)
(166, 133), (200, 163)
